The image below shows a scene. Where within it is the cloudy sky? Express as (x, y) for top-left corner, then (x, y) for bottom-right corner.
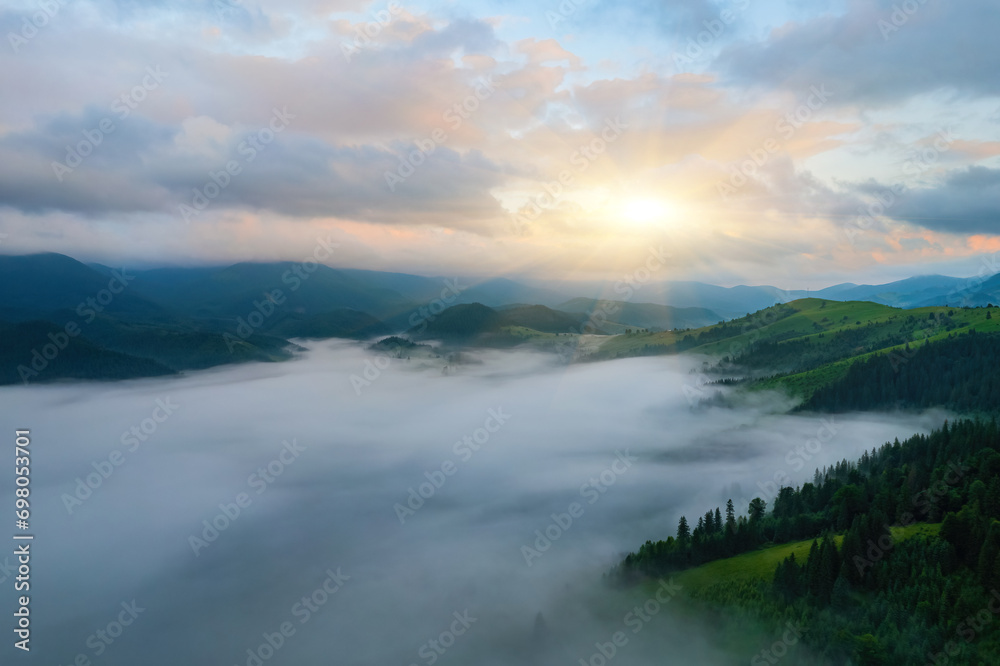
(1, 0), (998, 286)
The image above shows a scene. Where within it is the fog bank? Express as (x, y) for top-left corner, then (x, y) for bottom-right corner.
(0, 342), (946, 665)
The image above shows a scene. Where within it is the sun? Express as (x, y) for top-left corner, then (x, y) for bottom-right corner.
(621, 198), (674, 226)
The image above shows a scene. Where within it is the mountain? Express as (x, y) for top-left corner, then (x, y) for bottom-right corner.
(456, 277), (570, 308)
(407, 303), (604, 343)
(0, 253), (168, 321)
(7, 252), (1000, 385)
(810, 275), (970, 308)
(0, 255), (304, 384)
(542, 280), (795, 319)
(916, 272), (1000, 308)
(593, 296), (1000, 403)
(266, 309), (391, 339)
(557, 298), (721, 331)
(407, 303), (508, 341)
(0, 320), (176, 384)
(78, 314), (296, 370)
(546, 273), (1000, 319)
(10, 252), (1000, 326)
(131, 261), (412, 320)
(500, 304), (595, 333)
(637, 282), (796, 317)
(337, 270), (571, 308)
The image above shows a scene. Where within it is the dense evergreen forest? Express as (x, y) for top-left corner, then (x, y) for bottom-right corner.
(616, 420), (1000, 664)
(805, 329), (1000, 414)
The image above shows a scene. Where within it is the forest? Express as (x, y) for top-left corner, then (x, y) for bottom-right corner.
(805, 329), (1000, 414)
(615, 419), (1000, 664)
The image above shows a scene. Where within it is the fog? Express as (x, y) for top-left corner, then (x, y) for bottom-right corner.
(0, 343), (948, 665)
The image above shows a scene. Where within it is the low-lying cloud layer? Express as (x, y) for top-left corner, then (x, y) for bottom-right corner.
(0, 343), (947, 664)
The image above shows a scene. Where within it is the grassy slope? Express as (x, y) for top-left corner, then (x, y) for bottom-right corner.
(595, 298), (1000, 398)
(622, 524), (941, 663)
(757, 309), (1000, 399)
(595, 299), (899, 359)
(669, 523), (940, 594)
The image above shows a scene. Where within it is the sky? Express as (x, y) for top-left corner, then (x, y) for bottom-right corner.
(0, 0), (998, 287)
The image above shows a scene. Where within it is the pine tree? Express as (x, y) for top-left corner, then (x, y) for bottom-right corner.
(677, 516), (690, 543)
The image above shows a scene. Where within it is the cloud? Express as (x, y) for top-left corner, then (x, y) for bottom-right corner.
(0, 0), (997, 284)
(884, 166), (1000, 234)
(718, 0), (1000, 105)
(10, 342), (943, 665)
(515, 37), (581, 67)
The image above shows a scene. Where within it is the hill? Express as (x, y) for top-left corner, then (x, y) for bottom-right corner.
(0, 320), (177, 384)
(670, 524), (939, 594)
(615, 419), (1000, 665)
(133, 261), (411, 320)
(557, 298), (720, 331)
(0, 253), (168, 322)
(592, 298), (901, 361)
(591, 298), (1000, 399)
(500, 304), (598, 334)
(266, 308), (391, 339)
(336, 270), (571, 308)
(801, 329), (1000, 413)
(409, 302), (504, 338)
(407, 302), (608, 343)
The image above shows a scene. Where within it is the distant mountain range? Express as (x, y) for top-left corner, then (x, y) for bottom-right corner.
(803, 274), (997, 309)
(2, 252), (999, 384)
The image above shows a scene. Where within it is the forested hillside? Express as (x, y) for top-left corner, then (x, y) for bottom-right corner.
(616, 420), (1000, 664)
(804, 330), (1000, 414)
